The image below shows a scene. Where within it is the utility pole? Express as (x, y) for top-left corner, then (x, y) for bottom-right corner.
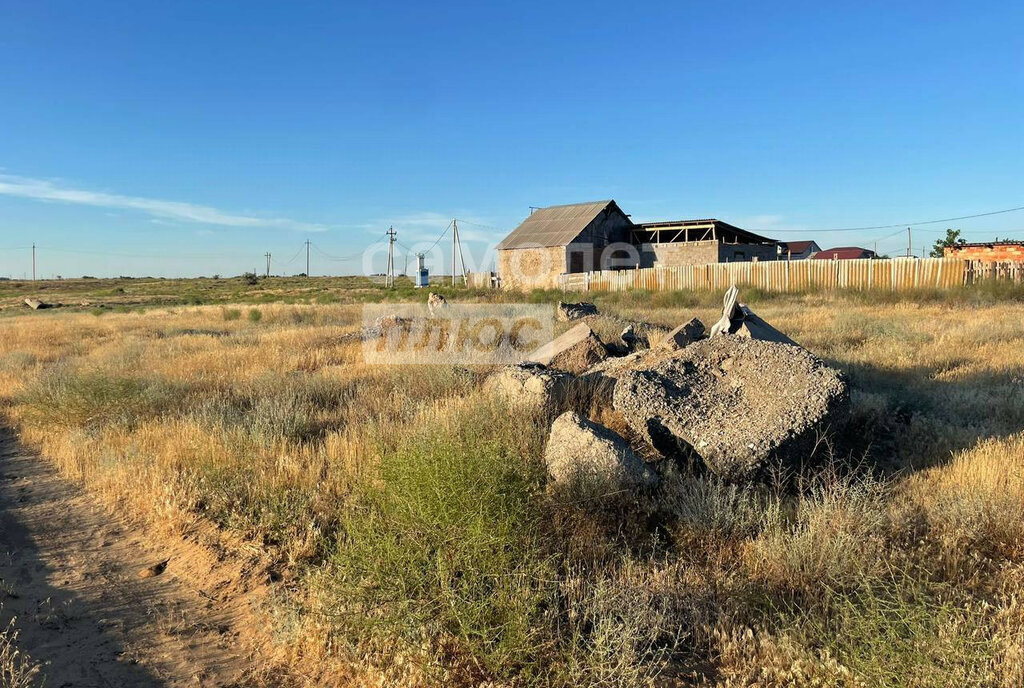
(305, 239), (311, 277)
(403, 253), (408, 277)
(455, 219), (467, 285)
(265, 252), (271, 277)
(385, 226), (397, 288)
(452, 219), (457, 286)
(907, 227), (912, 258)
(31, 243), (36, 281)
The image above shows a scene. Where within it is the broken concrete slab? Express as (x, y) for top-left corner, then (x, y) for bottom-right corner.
(528, 322), (608, 374)
(557, 301), (598, 322)
(708, 287), (798, 346)
(621, 324), (638, 348)
(733, 305), (798, 345)
(23, 298), (55, 310)
(709, 286), (741, 338)
(483, 362), (572, 414)
(612, 336), (849, 482)
(661, 317), (705, 350)
(544, 411), (658, 491)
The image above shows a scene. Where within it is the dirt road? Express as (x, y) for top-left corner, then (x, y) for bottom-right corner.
(0, 430), (275, 687)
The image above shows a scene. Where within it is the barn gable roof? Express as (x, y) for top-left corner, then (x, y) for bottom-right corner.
(496, 200), (622, 250)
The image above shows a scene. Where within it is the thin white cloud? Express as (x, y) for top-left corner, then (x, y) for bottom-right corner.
(0, 173), (329, 232)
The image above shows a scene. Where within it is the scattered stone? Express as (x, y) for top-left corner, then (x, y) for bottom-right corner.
(483, 363), (572, 414)
(661, 317), (705, 350)
(557, 301), (599, 321)
(612, 336), (849, 482)
(139, 558), (169, 579)
(544, 411), (658, 490)
(528, 322), (608, 374)
(427, 292), (448, 315)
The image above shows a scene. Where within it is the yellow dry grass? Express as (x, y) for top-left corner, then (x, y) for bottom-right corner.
(0, 294), (1022, 686)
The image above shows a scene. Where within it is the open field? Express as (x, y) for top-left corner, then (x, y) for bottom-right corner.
(1, 285), (1024, 686)
(5, 273), (1024, 315)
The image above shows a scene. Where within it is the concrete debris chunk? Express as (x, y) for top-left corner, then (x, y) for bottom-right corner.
(483, 362), (572, 414)
(544, 411), (658, 490)
(612, 336), (849, 482)
(427, 292), (448, 315)
(528, 322), (608, 374)
(661, 317), (705, 350)
(557, 301), (599, 321)
(708, 286), (797, 346)
(733, 305), (798, 345)
(23, 298), (54, 310)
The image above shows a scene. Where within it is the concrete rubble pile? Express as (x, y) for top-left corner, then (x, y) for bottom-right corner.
(485, 289), (850, 490)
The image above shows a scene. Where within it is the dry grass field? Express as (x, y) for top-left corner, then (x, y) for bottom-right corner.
(1, 283), (1023, 686)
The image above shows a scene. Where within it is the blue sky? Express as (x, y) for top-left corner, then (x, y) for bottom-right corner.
(1, 1), (1022, 278)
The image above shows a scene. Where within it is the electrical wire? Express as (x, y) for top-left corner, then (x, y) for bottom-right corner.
(748, 204), (1024, 234)
(279, 243), (306, 266)
(422, 220), (454, 253)
(310, 232), (390, 262)
(38, 246), (226, 259)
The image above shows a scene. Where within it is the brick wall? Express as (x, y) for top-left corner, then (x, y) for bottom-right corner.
(639, 241), (720, 268)
(947, 244), (1024, 263)
(498, 246), (566, 290)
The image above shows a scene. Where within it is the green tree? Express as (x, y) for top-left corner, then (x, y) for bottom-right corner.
(930, 228), (965, 258)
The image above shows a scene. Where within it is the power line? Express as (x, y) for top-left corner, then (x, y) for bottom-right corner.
(423, 220), (454, 253)
(280, 243), (306, 266)
(749, 204), (1024, 234)
(36, 246), (225, 259)
(310, 232), (390, 262)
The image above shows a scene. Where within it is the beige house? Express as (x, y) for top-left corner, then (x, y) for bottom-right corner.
(496, 201), (633, 290)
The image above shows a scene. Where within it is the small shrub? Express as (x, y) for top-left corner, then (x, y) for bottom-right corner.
(318, 401), (555, 681)
(221, 308), (242, 321)
(20, 369), (184, 429)
(248, 308), (262, 323)
(777, 573), (998, 686)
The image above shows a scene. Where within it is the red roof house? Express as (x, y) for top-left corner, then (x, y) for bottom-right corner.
(813, 246), (877, 260)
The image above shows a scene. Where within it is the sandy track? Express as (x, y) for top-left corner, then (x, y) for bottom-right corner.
(0, 430), (277, 687)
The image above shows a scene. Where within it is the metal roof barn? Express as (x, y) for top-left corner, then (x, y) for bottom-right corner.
(496, 200), (620, 250)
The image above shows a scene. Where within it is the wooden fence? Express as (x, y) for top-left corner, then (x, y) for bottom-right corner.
(467, 271), (497, 289)
(557, 258), (1024, 294)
